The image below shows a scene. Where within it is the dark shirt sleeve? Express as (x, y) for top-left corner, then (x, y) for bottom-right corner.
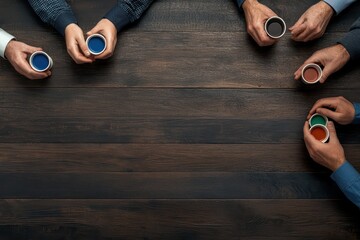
(104, 0), (154, 32)
(27, 0), (77, 36)
(236, 0), (245, 8)
(338, 17), (360, 61)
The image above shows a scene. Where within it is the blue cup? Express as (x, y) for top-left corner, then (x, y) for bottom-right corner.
(86, 34), (107, 55)
(29, 51), (53, 72)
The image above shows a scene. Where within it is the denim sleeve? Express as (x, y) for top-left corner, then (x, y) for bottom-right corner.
(353, 103), (360, 124)
(323, 0), (356, 15)
(338, 17), (360, 62)
(104, 0), (154, 32)
(331, 161), (360, 208)
(27, 0), (77, 36)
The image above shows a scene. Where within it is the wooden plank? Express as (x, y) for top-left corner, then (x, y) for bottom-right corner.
(0, 172), (342, 199)
(1, 0), (359, 33)
(0, 32), (359, 88)
(1, 143), (359, 173)
(1, 117), (359, 144)
(0, 200), (358, 239)
(1, 88), (360, 119)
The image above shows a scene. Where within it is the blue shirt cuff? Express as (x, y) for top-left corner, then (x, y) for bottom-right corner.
(104, 5), (131, 32)
(54, 11), (78, 36)
(331, 161), (360, 191)
(236, 0), (245, 8)
(353, 103), (360, 124)
(323, 0), (356, 15)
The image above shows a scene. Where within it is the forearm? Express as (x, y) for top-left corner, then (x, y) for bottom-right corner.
(27, 0), (77, 36)
(0, 28), (15, 59)
(331, 161), (360, 208)
(323, 0), (356, 15)
(104, 0), (154, 32)
(338, 17), (360, 61)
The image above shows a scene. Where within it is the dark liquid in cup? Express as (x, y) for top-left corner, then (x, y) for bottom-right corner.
(266, 19), (284, 37)
(304, 67), (319, 82)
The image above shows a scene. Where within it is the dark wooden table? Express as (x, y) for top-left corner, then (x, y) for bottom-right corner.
(1, 0), (360, 239)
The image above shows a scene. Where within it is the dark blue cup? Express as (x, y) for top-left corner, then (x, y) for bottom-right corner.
(29, 51), (53, 72)
(86, 34), (107, 55)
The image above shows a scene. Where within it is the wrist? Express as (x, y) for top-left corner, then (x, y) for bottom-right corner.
(4, 39), (15, 60)
(242, 0), (258, 10)
(320, 1), (335, 17)
(330, 157), (346, 172)
(335, 44), (350, 63)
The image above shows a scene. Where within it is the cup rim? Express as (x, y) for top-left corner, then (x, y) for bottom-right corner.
(301, 63), (323, 84)
(264, 16), (287, 39)
(29, 51), (52, 72)
(309, 124), (329, 143)
(309, 113), (328, 127)
(86, 33), (107, 55)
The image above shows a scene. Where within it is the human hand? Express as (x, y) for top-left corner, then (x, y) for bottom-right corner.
(4, 40), (51, 80)
(242, 0), (278, 46)
(290, 1), (334, 42)
(87, 18), (117, 59)
(303, 121), (346, 171)
(294, 44), (350, 83)
(65, 23), (93, 64)
(307, 96), (355, 125)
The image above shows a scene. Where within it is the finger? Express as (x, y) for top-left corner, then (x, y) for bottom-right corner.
(319, 64), (335, 84)
(316, 107), (340, 120)
(294, 27), (312, 42)
(291, 23), (307, 39)
(289, 17), (304, 31)
(87, 25), (102, 37)
(308, 98), (339, 117)
(95, 37), (116, 60)
(68, 46), (93, 64)
(77, 36), (91, 57)
(294, 67), (303, 80)
(327, 121), (340, 143)
(257, 27), (276, 46)
(16, 61), (48, 80)
(22, 44), (43, 54)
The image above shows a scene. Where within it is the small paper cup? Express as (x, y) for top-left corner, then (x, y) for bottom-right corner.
(86, 34), (107, 55)
(264, 16), (286, 39)
(301, 63), (322, 84)
(29, 51), (53, 72)
(309, 113), (328, 127)
(309, 124), (329, 143)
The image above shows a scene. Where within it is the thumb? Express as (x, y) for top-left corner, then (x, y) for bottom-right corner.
(23, 44), (42, 54)
(316, 108), (339, 121)
(77, 36), (91, 57)
(87, 25), (101, 36)
(327, 121), (339, 143)
(319, 64), (335, 84)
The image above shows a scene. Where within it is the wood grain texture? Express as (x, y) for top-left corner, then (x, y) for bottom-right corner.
(0, 200), (359, 239)
(0, 144), (359, 173)
(1, 0), (360, 238)
(1, 32), (359, 88)
(0, 172), (343, 199)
